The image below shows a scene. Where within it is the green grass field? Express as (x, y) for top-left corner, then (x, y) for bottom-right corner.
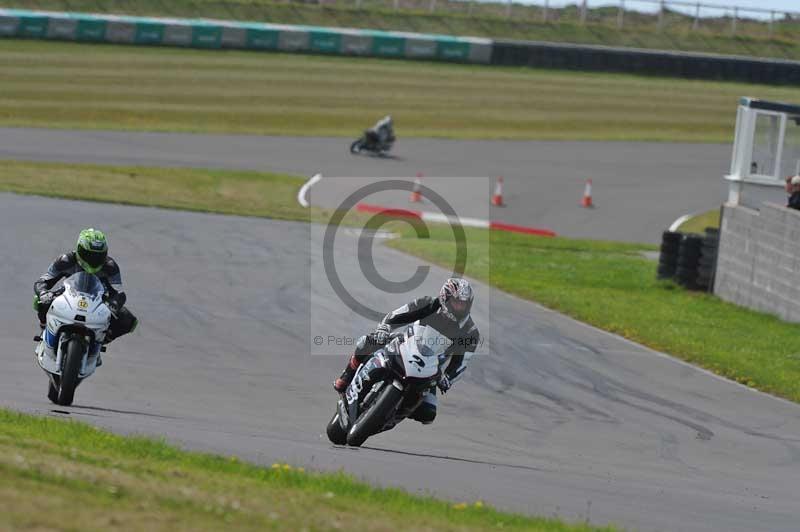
(3, 160), (800, 403)
(0, 160), (322, 221)
(389, 225), (800, 403)
(0, 409), (614, 531)
(676, 208), (721, 233)
(3, 40), (800, 142)
(5, 0), (800, 60)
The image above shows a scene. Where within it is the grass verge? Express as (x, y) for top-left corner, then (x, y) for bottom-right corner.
(3, 160), (799, 403)
(388, 224), (800, 403)
(0, 159), (327, 222)
(677, 208), (721, 233)
(4, 0), (800, 61)
(0, 408), (614, 531)
(3, 39), (800, 142)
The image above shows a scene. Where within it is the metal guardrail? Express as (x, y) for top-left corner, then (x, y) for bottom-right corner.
(561, 0), (796, 37)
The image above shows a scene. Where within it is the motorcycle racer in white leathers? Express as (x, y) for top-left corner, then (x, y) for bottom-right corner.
(334, 278), (479, 424)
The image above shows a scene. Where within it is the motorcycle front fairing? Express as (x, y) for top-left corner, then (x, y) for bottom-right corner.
(337, 322), (451, 432)
(340, 350), (392, 428)
(36, 272), (111, 380)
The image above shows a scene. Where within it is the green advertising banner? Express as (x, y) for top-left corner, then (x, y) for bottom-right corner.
(246, 27), (279, 50)
(135, 22), (164, 44)
(17, 15), (48, 38)
(76, 19), (106, 41)
(192, 25), (222, 48)
(310, 30), (341, 54)
(0, 9), (493, 65)
(437, 40), (471, 61)
(371, 35), (405, 58)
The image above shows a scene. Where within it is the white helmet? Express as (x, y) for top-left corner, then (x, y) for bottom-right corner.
(438, 278), (474, 322)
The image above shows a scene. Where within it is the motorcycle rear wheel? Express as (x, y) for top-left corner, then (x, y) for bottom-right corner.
(349, 139), (363, 154)
(346, 383), (403, 447)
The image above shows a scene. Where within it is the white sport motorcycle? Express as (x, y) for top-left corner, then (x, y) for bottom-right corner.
(34, 272), (112, 406)
(326, 321), (452, 447)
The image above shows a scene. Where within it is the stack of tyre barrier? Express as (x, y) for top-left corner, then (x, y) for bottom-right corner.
(675, 234), (704, 290)
(657, 228), (719, 291)
(657, 231), (682, 280)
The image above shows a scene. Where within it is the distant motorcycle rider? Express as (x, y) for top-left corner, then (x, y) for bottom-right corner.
(33, 229), (138, 347)
(333, 278), (479, 424)
(366, 115), (395, 148)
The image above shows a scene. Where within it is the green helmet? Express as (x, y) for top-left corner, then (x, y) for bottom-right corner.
(76, 228), (108, 274)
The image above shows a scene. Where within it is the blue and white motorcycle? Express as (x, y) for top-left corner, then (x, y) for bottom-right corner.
(34, 272), (112, 406)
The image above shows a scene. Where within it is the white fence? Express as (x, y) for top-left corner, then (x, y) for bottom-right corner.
(320, 0), (799, 38)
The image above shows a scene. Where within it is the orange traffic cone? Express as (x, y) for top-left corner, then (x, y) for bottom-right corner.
(491, 176), (504, 206)
(409, 173), (423, 203)
(581, 178), (593, 208)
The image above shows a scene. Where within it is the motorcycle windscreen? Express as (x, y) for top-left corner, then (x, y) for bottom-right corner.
(414, 324), (452, 359)
(398, 324), (451, 378)
(64, 272), (104, 298)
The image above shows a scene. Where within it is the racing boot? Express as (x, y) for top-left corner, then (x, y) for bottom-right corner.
(333, 355), (360, 393)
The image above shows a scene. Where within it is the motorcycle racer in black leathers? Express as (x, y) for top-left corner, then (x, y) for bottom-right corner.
(33, 228), (138, 347)
(366, 115), (395, 149)
(334, 278), (479, 424)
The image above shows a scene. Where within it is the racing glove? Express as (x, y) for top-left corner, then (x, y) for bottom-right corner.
(35, 291), (54, 311)
(437, 374), (451, 394)
(105, 293), (123, 317)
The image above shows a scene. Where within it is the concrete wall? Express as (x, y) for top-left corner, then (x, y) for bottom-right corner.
(731, 181), (786, 210)
(714, 201), (800, 322)
(491, 40), (800, 85)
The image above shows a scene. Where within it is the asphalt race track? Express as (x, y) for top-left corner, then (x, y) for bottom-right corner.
(0, 127), (731, 243)
(2, 193), (799, 532)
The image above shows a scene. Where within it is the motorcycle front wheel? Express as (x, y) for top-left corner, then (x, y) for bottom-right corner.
(47, 379), (58, 404)
(349, 139), (364, 154)
(57, 339), (84, 406)
(346, 383), (403, 447)
(326, 411), (347, 445)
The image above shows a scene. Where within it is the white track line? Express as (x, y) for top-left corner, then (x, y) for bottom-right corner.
(668, 213), (692, 232)
(297, 173), (322, 208)
(421, 212), (490, 228)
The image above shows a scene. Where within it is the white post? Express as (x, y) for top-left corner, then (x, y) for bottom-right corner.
(769, 10), (774, 38)
(580, 0), (587, 25)
(393, 0), (399, 10)
(774, 115), (786, 180)
(731, 7), (737, 36)
(429, 0), (436, 13)
(692, 2), (700, 31)
(468, 0), (474, 16)
(505, 0), (512, 18)
(657, 0), (665, 32)
(617, 0), (624, 29)
(355, 0), (362, 9)
(543, 0), (549, 23)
